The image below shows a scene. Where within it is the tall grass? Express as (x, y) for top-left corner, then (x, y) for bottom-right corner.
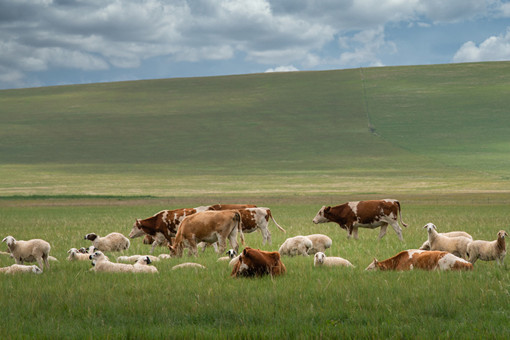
(1, 197), (509, 338)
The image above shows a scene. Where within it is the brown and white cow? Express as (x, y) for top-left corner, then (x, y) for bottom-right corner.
(129, 208), (198, 253)
(312, 199), (408, 241)
(365, 249), (473, 271)
(231, 247), (286, 278)
(169, 210), (244, 257)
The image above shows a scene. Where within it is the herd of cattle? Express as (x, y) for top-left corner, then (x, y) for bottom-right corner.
(1, 199), (507, 276)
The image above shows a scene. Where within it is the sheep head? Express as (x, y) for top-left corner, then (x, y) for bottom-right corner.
(423, 223), (437, 232)
(84, 233), (98, 241)
(2, 236), (16, 249)
(314, 252), (326, 265)
(498, 230), (508, 239)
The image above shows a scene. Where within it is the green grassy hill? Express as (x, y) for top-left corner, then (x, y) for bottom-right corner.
(1, 62), (510, 197)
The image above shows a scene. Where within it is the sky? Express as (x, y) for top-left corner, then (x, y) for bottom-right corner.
(1, 0), (510, 90)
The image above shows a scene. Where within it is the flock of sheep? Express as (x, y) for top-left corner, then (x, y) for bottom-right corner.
(0, 206), (507, 275)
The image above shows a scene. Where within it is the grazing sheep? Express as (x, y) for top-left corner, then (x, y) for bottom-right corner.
(424, 223), (471, 259)
(305, 234), (332, 255)
(218, 249), (237, 262)
(2, 236), (51, 270)
(467, 230), (508, 265)
(313, 252), (354, 268)
(84, 232), (130, 252)
(67, 248), (91, 261)
(171, 262), (206, 270)
(133, 256), (158, 273)
(116, 254), (160, 263)
(89, 251), (135, 273)
(278, 235), (313, 256)
(419, 231), (473, 250)
(0, 264), (43, 274)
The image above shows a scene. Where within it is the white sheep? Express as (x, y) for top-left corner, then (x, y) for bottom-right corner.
(2, 236), (51, 270)
(171, 262), (206, 270)
(278, 235), (313, 256)
(0, 251), (11, 256)
(467, 230), (508, 265)
(218, 249), (237, 262)
(0, 264), (43, 274)
(89, 251), (136, 273)
(84, 232), (130, 252)
(423, 223), (471, 259)
(314, 252), (354, 268)
(305, 234), (332, 255)
(419, 231), (473, 250)
(67, 248), (91, 261)
(133, 256), (158, 273)
(116, 254), (161, 263)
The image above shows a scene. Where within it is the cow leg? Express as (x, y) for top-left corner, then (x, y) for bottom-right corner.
(378, 224), (388, 240)
(187, 238), (198, 257)
(260, 225), (271, 245)
(217, 235), (227, 255)
(389, 221), (404, 241)
(352, 227), (359, 240)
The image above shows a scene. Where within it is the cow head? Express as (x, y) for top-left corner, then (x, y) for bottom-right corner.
(365, 258), (379, 271)
(84, 233), (98, 241)
(129, 219), (145, 238)
(312, 206), (331, 224)
(167, 242), (183, 258)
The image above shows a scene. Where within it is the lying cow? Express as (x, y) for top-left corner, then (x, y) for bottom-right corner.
(231, 247), (286, 278)
(129, 208), (198, 253)
(312, 199), (408, 241)
(169, 210), (244, 257)
(365, 249), (473, 271)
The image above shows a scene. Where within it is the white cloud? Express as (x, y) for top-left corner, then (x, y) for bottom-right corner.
(265, 65), (299, 72)
(453, 28), (510, 62)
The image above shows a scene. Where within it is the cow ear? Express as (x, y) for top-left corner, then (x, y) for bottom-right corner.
(373, 258), (378, 264)
(324, 206), (331, 213)
(242, 248), (248, 256)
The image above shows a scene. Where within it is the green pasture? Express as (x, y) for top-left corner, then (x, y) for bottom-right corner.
(0, 198), (509, 339)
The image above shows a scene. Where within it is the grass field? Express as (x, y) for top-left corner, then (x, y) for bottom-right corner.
(1, 62), (510, 338)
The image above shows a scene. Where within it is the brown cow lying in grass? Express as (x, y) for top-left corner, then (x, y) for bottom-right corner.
(231, 247), (286, 278)
(365, 249), (473, 271)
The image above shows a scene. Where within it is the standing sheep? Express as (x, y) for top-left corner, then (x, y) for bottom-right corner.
(419, 231), (473, 250)
(0, 264), (43, 274)
(2, 236), (51, 270)
(423, 223), (471, 259)
(314, 252), (354, 268)
(84, 232), (130, 252)
(278, 236), (313, 256)
(467, 230), (508, 265)
(305, 234), (332, 255)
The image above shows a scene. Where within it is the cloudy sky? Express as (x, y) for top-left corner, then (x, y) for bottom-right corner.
(1, 0), (510, 89)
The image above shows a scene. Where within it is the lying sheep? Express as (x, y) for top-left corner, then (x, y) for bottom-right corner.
(0, 264), (43, 274)
(314, 252), (354, 268)
(467, 230), (508, 265)
(419, 231), (473, 250)
(116, 254), (161, 263)
(305, 234), (332, 255)
(279, 235), (313, 256)
(218, 249), (237, 262)
(171, 262), (206, 270)
(84, 232), (130, 252)
(133, 256), (158, 273)
(89, 251), (136, 273)
(424, 223), (471, 259)
(2, 236), (51, 270)
(67, 248), (91, 261)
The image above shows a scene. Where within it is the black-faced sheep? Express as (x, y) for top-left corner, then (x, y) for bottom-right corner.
(2, 236), (51, 270)
(84, 232), (130, 252)
(467, 230), (508, 265)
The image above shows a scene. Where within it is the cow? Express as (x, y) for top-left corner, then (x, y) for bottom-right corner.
(365, 249), (473, 271)
(168, 210), (244, 257)
(129, 208), (198, 253)
(231, 247), (286, 278)
(312, 199), (408, 241)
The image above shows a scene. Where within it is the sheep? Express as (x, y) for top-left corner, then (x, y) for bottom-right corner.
(116, 254), (161, 263)
(0, 264), (43, 274)
(133, 256), (158, 273)
(1, 251), (11, 256)
(67, 248), (91, 261)
(84, 232), (130, 252)
(419, 231), (473, 250)
(467, 230), (508, 265)
(314, 252), (354, 268)
(423, 223), (471, 259)
(278, 235), (313, 256)
(218, 249), (237, 262)
(305, 234), (332, 255)
(171, 263), (206, 270)
(89, 251), (136, 273)
(2, 236), (51, 270)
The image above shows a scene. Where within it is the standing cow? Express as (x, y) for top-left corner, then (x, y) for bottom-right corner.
(169, 210), (244, 257)
(312, 199), (407, 241)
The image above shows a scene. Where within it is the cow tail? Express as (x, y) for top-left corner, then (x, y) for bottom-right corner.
(235, 211), (245, 246)
(268, 210), (286, 233)
(396, 201), (408, 228)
